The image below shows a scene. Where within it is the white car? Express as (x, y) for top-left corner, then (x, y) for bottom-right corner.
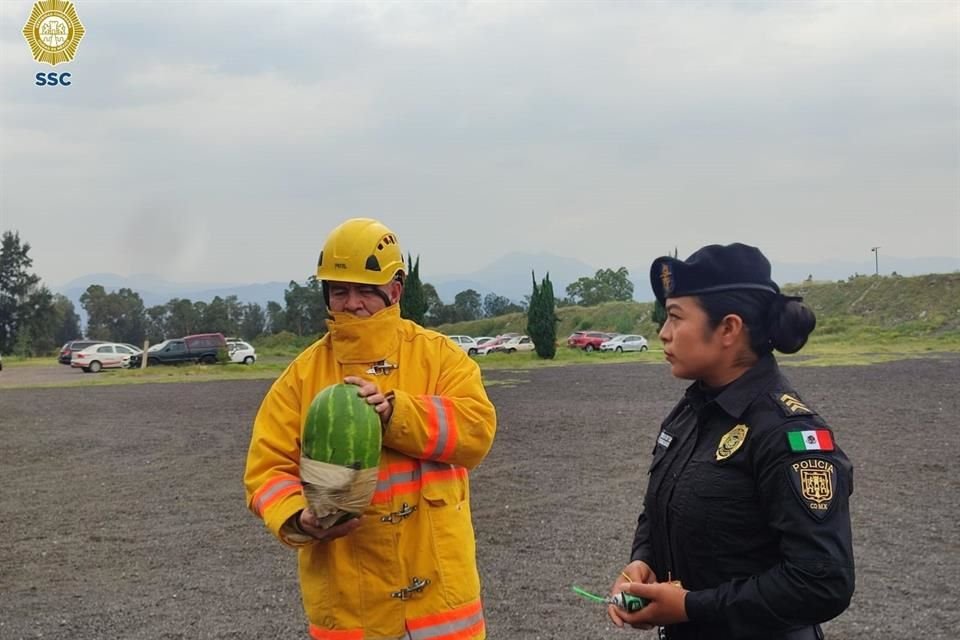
(227, 340), (257, 365)
(71, 342), (142, 373)
(599, 334), (649, 353)
(447, 335), (480, 356)
(498, 335), (535, 353)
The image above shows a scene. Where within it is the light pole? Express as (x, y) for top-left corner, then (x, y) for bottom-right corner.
(871, 246), (880, 276)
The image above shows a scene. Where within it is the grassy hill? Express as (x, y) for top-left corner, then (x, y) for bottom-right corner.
(436, 273), (960, 343)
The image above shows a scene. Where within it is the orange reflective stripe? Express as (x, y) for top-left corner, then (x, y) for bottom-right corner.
(423, 395), (442, 457)
(372, 460), (420, 504)
(436, 397), (458, 461)
(371, 461), (466, 504)
(407, 599), (484, 640)
(421, 396), (458, 461)
(421, 461), (466, 485)
(251, 473), (302, 517)
(308, 625), (364, 639)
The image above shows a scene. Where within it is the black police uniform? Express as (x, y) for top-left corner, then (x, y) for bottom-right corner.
(633, 243), (855, 640)
(630, 355), (854, 639)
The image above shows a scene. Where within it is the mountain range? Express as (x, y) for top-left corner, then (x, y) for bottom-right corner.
(55, 253), (959, 311)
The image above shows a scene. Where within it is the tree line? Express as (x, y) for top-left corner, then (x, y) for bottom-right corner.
(1, 230), (637, 356)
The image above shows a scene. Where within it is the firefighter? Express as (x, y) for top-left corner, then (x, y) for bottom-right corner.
(245, 218), (497, 639)
(609, 243), (854, 639)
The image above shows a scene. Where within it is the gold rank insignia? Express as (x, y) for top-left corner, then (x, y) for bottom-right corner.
(788, 458), (836, 520)
(716, 424), (749, 461)
(772, 392), (815, 417)
(22, 0), (86, 66)
(660, 263), (673, 296)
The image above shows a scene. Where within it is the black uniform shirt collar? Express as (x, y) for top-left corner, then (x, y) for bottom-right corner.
(684, 353), (780, 419)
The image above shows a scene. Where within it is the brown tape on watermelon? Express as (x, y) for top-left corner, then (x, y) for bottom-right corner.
(300, 457), (379, 529)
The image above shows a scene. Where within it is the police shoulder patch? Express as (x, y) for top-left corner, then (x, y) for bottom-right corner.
(772, 391), (816, 417)
(787, 457), (837, 520)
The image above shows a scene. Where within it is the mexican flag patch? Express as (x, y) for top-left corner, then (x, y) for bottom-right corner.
(787, 430), (834, 452)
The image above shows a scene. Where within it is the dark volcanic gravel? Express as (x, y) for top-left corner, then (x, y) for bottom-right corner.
(1, 357), (957, 639)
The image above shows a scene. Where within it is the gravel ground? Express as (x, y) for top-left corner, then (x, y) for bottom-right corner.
(1, 357), (957, 639)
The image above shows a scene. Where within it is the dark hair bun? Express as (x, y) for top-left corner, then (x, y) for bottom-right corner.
(770, 299), (816, 354)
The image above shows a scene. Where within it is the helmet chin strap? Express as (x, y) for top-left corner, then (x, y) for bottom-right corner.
(373, 288), (392, 307)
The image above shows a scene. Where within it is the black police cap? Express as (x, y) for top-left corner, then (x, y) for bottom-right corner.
(650, 243), (780, 305)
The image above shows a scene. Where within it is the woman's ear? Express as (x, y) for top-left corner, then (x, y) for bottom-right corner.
(719, 313), (745, 347)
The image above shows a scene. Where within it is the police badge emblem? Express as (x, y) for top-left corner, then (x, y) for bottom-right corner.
(22, 0), (86, 66)
(716, 424), (749, 461)
(660, 263), (673, 296)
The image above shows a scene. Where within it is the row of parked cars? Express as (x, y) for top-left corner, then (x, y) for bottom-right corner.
(448, 333), (535, 355)
(446, 331), (649, 355)
(58, 333), (257, 373)
(566, 331), (649, 352)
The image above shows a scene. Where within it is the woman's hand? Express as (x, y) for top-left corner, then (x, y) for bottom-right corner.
(344, 376), (393, 425)
(608, 561), (657, 628)
(613, 579), (690, 629)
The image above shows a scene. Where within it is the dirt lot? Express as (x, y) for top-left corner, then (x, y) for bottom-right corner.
(1, 357), (958, 639)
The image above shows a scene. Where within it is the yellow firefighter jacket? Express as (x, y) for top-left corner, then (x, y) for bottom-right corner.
(245, 305), (497, 640)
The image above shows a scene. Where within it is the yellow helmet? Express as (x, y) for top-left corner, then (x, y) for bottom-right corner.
(316, 218), (405, 286)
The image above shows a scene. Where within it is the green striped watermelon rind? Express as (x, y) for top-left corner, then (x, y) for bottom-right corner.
(302, 383), (382, 469)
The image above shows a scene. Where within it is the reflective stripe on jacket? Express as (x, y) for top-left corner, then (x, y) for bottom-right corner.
(245, 305), (496, 638)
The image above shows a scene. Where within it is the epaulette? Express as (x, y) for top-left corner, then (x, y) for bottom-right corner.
(770, 391), (817, 418)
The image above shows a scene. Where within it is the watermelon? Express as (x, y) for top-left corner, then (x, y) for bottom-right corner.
(300, 383), (382, 529)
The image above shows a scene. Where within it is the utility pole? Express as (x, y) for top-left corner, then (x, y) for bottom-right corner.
(871, 246), (880, 276)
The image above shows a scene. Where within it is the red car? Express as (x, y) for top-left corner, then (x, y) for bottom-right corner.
(567, 331), (615, 352)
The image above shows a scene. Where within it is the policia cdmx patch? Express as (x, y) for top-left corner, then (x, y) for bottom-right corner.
(788, 457), (836, 520)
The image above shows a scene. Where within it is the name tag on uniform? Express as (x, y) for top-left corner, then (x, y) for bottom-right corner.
(657, 430), (674, 449)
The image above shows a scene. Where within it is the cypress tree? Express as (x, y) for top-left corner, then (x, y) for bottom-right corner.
(400, 254), (428, 325)
(527, 271), (558, 359)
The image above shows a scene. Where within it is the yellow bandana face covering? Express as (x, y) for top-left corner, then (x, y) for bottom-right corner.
(326, 305), (402, 364)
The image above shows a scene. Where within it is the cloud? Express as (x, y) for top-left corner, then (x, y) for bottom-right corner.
(0, 0), (956, 286)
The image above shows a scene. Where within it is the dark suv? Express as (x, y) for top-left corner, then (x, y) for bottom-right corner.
(58, 340), (106, 365)
(127, 333), (227, 367)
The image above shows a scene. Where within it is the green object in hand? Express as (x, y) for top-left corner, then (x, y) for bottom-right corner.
(572, 585), (647, 612)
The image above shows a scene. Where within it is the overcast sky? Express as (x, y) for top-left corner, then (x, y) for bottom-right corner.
(1, 0), (957, 288)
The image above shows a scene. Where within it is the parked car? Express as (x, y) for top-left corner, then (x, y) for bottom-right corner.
(567, 331), (615, 352)
(127, 332), (228, 367)
(474, 337), (495, 348)
(600, 334), (649, 352)
(497, 335), (535, 353)
(71, 342), (142, 373)
(57, 339), (105, 365)
(476, 333), (521, 355)
(227, 340), (257, 365)
(447, 334), (480, 356)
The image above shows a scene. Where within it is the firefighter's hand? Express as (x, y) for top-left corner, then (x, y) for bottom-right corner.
(299, 510), (362, 541)
(608, 561), (657, 629)
(614, 580), (689, 629)
(345, 376), (393, 425)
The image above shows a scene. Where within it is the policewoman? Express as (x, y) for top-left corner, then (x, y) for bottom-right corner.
(609, 244), (854, 639)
